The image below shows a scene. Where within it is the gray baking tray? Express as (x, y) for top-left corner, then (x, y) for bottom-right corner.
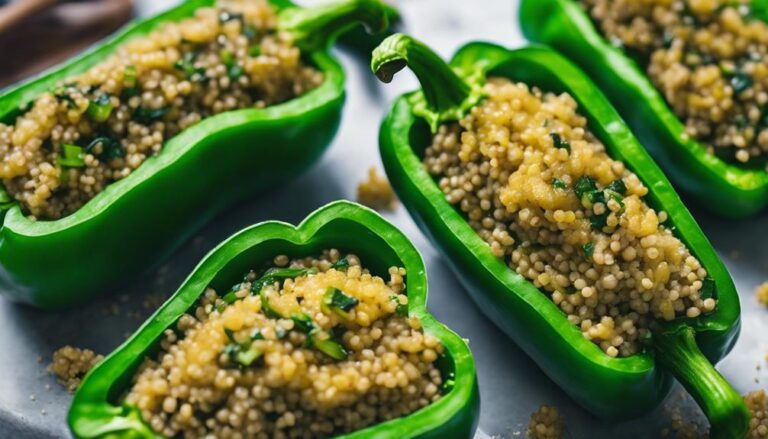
(0, 0), (765, 437)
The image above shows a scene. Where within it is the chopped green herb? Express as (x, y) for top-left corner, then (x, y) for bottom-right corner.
(543, 118), (550, 128)
(390, 294), (408, 317)
(730, 72), (754, 95)
(574, 176), (597, 199)
(53, 85), (79, 109)
(224, 328), (238, 344)
(85, 137), (124, 161)
(221, 291), (239, 305)
(582, 242), (595, 258)
(606, 179), (627, 195)
(124, 65), (137, 88)
(248, 45), (262, 57)
(86, 94), (113, 123)
(331, 257), (350, 270)
(220, 50), (243, 80)
(275, 326), (287, 339)
(228, 65), (244, 80)
(589, 212), (609, 231)
(552, 178), (567, 190)
(220, 49), (235, 66)
(243, 24), (257, 40)
(174, 51), (206, 82)
(57, 144), (85, 168)
(133, 106), (169, 124)
(328, 288), (358, 312)
(549, 132), (571, 153)
(291, 313), (316, 334)
(322, 288), (359, 319)
(313, 337), (347, 360)
(235, 344), (262, 366)
(259, 288), (282, 319)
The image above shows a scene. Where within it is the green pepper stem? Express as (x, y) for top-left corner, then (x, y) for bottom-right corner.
(371, 33), (484, 132)
(653, 326), (749, 439)
(278, 0), (391, 52)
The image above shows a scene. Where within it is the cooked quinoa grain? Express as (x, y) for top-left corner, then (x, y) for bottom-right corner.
(424, 78), (713, 357)
(357, 166), (398, 211)
(580, 0), (768, 163)
(526, 405), (564, 439)
(125, 250), (444, 438)
(756, 282), (768, 306)
(48, 345), (104, 393)
(0, 0), (322, 219)
(745, 390), (768, 438)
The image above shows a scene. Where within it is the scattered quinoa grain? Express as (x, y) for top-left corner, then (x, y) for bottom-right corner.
(756, 282), (768, 306)
(526, 405), (564, 439)
(48, 346), (104, 393)
(745, 390), (768, 438)
(357, 166), (398, 211)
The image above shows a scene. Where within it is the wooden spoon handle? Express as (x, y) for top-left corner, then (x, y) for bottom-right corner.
(0, 0), (60, 34)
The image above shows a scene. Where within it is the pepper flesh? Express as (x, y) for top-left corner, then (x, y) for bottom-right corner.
(0, 0), (393, 308)
(67, 200), (479, 439)
(374, 35), (747, 437)
(519, 0), (768, 218)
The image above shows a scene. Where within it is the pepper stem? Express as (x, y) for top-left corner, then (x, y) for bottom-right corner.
(652, 325), (749, 439)
(278, 0), (391, 52)
(371, 33), (484, 132)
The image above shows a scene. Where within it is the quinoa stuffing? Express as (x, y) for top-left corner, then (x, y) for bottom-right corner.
(124, 250), (444, 438)
(48, 345), (104, 393)
(580, 0), (768, 163)
(357, 166), (398, 211)
(526, 405), (564, 439)
(745, 389), (768, 438)
(0, 0), (323, 220)
(756, 281), (768, 306)
(424, 77), (714, 357)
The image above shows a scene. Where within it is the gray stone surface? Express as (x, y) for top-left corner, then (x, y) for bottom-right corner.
(0, 0), (766, 437)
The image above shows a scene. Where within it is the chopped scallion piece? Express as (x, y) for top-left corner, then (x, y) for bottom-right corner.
(552, 178), (567, 190)
(87, 94), (114, 123)
(322, 288), (359, 319)
(133, 106), (169, 124)
(248, 45), (262, 57)
(85, 137), (124, 161)
(550, 132), (571, 153)
(235, 344), (262, 366)
(291, 313), (316, 334)
(331, 257), (350, 270)
(313, 338), (347, 360)
(582, 242), (595, 258)
(57, 144), (85, 168)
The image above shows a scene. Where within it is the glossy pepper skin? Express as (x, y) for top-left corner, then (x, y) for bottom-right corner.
(0, 0), (393, 308)
(374, 35), (748, 438)
(68, 200), (480, 439)
(519, 0), (768, 217)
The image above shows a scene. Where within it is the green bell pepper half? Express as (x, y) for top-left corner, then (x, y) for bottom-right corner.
(68, 200), (479, 439)
(373, 34), (748, 438)
(0, 0), (394, 308)
(519, 0), (768, 217)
